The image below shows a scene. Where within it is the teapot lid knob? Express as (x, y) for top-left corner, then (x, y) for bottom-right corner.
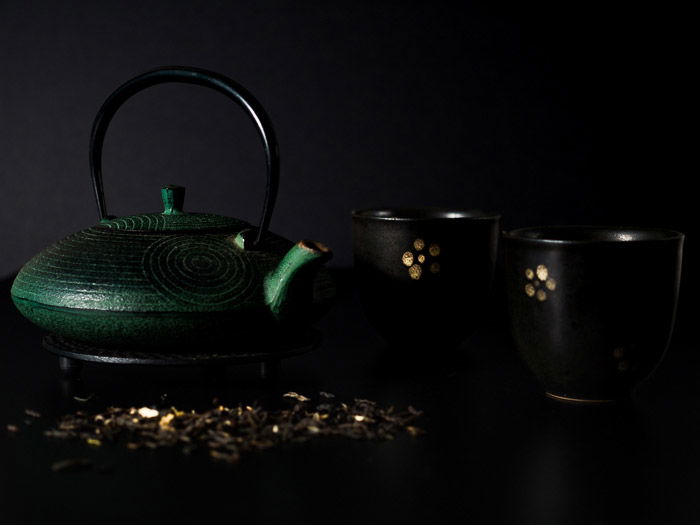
(161, 185), (185, 215)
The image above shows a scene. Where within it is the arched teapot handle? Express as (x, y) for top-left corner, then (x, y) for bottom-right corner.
(89, 66), (279, 247)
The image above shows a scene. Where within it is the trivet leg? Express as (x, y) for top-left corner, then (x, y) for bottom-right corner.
(59, 357), (83, 379)
(260, 360), (278, 381)
(59, 376), (88, 399)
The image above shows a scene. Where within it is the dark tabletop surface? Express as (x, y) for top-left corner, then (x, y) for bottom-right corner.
(1, 269), (699, 525)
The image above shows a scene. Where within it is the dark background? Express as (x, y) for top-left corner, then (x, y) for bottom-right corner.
(1, 3), (697, 523)
(0, 2), (692, 283)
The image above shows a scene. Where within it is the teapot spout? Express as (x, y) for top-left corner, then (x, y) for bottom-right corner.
(265, 240), (332, 320)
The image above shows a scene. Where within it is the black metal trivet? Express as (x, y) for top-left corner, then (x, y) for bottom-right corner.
(43, 328), (322, 380)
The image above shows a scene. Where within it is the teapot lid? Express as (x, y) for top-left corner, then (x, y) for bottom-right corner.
(99, 185), (247, 232)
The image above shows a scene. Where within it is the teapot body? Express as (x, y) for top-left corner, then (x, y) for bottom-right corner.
(11, 219), (333, 348)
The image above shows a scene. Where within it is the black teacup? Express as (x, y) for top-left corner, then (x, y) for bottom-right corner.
(503, 226), (684, 403)
(352, 208), (500, 348)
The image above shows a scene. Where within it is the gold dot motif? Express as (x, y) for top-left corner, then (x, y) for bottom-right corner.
(403, 237), (440, 279)
(617, 360), (630, 372)
(613, 347), (624, 359)
(408, 264), (422, 280)
(524, 264), (557, 301)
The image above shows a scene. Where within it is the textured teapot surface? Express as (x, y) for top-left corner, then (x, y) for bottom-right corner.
(13, 187), (270, 313)
(11, 187), (333, 348)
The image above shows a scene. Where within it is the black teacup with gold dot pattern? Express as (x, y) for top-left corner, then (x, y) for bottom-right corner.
(352, 208), (500, 348)
(503, 226), (684, 403)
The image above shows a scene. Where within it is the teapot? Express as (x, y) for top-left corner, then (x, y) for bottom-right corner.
(10, 67), (333, 348)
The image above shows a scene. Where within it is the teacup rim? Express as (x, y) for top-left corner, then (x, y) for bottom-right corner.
(351, 207), (501, 221)
(503, 225), (685, 244)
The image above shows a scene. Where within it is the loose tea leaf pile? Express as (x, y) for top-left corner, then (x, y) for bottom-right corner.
(44, 392), (424, 464)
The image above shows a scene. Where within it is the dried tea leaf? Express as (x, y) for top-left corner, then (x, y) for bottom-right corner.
(44, 430), (72, 439)
(51, 458), (93, 473)
(44, 393), (424, 466)
(406, 426), (425, 437)
(159, 413), (175, 429)
(137, 407), (159, 418)
(73, 394), (95, 403)
(283, 392), (311, 402)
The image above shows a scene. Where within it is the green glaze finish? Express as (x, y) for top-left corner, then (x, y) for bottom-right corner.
(11, 186), (333, 348)
(161, 185), (186, 215)
(265, 241), (332, 320)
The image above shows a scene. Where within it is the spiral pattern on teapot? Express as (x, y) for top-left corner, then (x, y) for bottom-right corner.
(143, 235), (257, 307)
(102, 213), (244, 231)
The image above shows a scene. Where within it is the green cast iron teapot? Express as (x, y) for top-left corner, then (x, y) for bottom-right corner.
(11, 67), (333, 348)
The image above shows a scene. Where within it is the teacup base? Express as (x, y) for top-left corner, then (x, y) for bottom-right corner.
(545, 392), (617, 405)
